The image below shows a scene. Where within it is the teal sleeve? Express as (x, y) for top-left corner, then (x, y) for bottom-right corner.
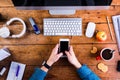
(29, 68), (47, 80)
(77, 64), (101, 80)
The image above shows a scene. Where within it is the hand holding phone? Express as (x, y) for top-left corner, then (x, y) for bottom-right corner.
(59, 39), (69, 57)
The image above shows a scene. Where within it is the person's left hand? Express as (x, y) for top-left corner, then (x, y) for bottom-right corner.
(47, 44), (63, 66)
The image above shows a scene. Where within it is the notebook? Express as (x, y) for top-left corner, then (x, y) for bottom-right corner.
(112, 15), (120, 54)
(6, 61), (26, 80)
(0, 48), (11, 61)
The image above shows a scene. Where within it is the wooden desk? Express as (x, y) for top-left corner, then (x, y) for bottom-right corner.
(0, 0), (120, 80)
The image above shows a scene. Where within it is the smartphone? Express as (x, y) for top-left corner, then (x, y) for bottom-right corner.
(59, 39), (69, 57)
(117, 60), (120, 72)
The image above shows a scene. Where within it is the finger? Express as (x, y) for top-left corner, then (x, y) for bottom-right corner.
(55, 44), (59, 49)
(70, 46), (75, 55)
(65, 51), (71, 57)
(57, 53), (63, 58)
(70, 46), (73, 52)
(53, 44), (59, 54)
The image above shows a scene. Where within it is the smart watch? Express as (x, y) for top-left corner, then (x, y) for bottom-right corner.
(42, 61), (51, 69)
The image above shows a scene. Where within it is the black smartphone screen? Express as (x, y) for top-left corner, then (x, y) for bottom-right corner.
(60, 41), (69, 54)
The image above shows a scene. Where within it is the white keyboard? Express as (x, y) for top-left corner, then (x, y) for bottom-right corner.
(43, 18), (82, 36)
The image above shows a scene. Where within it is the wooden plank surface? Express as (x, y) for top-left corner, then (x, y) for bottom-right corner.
(0, 0), (120, 80)
(0, 44), (119, 80)
(0, 23), (116, 44)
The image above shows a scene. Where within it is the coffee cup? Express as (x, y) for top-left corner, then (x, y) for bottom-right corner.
(100, 48), (115, 61)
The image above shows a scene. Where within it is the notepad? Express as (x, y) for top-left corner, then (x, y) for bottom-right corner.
(0, 48), (11, 61)
(112, 15), (120, 53)
(6, 61), (26, 80)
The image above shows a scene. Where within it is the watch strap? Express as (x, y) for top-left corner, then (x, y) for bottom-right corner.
(42, 61), (51, 69)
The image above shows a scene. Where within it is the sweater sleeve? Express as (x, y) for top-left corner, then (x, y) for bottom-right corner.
(29, 68), (47, 80)
(77, 64), (101, 80)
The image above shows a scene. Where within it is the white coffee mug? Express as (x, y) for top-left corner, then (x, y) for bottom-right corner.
(100, 48), (115, 61)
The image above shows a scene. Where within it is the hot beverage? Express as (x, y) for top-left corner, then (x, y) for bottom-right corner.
(102, 49), (112, 60)
(100, 48), (114, 61)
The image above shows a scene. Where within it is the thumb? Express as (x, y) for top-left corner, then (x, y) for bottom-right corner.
(57, 53), (63, 58)
(65, 51), (70, 57)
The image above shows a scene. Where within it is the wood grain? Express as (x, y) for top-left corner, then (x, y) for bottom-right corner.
(0, 0), (120, 80)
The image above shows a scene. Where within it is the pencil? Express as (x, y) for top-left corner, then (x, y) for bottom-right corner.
(106, 16), (114, 41)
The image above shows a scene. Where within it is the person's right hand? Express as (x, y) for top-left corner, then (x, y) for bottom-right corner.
(65, 46), (82, 69)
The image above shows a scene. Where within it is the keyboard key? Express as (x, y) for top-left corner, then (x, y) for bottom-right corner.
(55, 33), (68, 35)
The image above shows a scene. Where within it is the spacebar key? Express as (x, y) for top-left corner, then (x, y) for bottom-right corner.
(55, 33), (68, 35)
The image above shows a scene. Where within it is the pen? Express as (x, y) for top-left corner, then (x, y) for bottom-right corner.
(15, 65), (20, 80)
(106, 16), (114, 41)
